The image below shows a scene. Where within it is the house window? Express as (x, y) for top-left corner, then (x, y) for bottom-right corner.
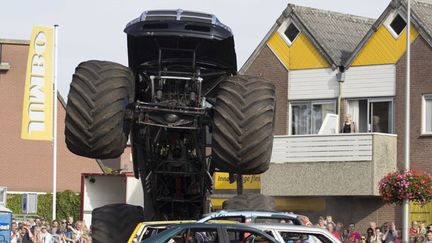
(291, 100), (336, 135)
(284, 23), (300, 43)
(390, 14), (407, 36)
(422, 95), (432, 134)
(278, 21), (301, 46)
(384, 11), (408, 39)
(346, 98), (393, 133)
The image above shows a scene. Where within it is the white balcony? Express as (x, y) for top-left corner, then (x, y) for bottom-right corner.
(262, 133), (397, 196)
(271, 133), (375, 163)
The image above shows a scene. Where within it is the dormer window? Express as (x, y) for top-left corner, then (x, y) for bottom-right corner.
(277, 20), (301, 46)
(284, 23), (300, 43)
(389, 14), (406, 36)
(384, 11), (407, 39)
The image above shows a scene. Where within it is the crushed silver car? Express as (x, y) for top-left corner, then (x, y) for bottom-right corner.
(248, 223), (342, 243)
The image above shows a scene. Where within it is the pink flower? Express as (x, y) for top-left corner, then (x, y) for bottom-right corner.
(379, 169), (432, 205)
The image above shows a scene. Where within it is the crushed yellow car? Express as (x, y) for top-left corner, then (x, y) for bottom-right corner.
(128, 220), (196, 243)
(127, 219), (239, 243)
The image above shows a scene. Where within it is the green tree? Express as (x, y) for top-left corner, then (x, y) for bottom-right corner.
(7, 191), (80, 222)
(56, 190), (80, 221)
(6, 194), (22, 214)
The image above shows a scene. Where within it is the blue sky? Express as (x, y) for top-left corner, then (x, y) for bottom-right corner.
(0, 0), (390, 98)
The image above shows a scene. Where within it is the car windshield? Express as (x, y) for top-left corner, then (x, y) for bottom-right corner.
(278, 231), (334, 243)
(140, 226), (170, 241)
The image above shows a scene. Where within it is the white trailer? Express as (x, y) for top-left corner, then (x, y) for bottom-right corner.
(80, 173), (143, 226)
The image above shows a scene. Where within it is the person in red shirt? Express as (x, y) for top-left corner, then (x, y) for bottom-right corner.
(348, 223), (362, 243)
(298, 215), (313, 227)
(409, 221), (419, 237)
(327, 222), (342, 240)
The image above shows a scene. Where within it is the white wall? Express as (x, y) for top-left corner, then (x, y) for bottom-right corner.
(344, 65), (395, 98)
(288, 68), (338, 100)
(287, 65), (395, 101)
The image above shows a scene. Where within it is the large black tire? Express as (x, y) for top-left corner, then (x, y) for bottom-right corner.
(91, 203), (144, 243)
(65, 60), (134, 159)
(212, 75), (276, 174)
(222, 193), (275, 211)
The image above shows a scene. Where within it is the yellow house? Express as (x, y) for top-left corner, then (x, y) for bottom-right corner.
(343, 0), (432, 225)
(214, 4), (376, 210)
(238, 0), (432, 231)
(238, 4), (381, 221)
(241, 4), (375, 136)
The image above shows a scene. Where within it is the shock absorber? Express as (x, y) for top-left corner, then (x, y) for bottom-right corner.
(175, 176), (182, 199)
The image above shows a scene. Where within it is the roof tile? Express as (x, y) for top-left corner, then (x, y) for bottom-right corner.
(411, 0), (432, 38)
(291, 5), (375, 66)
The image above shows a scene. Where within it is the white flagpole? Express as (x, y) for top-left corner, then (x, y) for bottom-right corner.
(52, 24), (59, 220)
(403, 1), (411, 242)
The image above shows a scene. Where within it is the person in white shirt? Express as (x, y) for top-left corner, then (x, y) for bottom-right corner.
(40, 225), (53, 243)
(10, 221), (19, 243)
(68, 221), (83, 242)
(425, 231), (432, 243)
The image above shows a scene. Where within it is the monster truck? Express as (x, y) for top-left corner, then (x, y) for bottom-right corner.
(65, 9), (276, 243)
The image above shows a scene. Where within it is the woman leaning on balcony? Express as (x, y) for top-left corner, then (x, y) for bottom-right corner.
(341, 114), (356, 133)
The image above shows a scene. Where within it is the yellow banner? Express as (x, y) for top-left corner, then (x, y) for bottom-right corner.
(214, 172), (261, 190)
(21, 26), (54, 141)
(211, 197), (326, 211)
(410, 201), (432, 225)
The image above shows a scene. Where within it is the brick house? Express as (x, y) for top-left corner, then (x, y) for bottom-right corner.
(240, 0), (432, 230)
(342, 0), (432, 226)
(0, 38), (102, 195)
(344, 0), (432, 175)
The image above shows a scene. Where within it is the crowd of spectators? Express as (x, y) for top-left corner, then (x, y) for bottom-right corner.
(10, 216), (91, 243)
(311, 215), (432, 243)
(8, 213), (432, 243)
(408, 221), (432, 243)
